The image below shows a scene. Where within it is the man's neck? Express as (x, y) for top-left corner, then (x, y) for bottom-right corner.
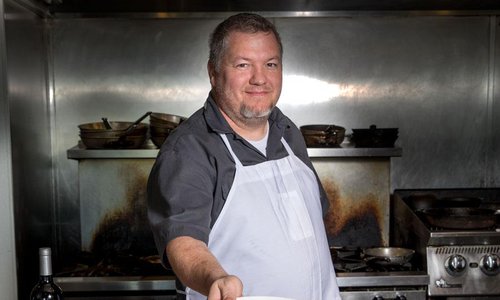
(220, 109), (269, 141)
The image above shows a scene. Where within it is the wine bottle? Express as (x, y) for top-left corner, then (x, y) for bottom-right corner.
(30, 247), (64, 300)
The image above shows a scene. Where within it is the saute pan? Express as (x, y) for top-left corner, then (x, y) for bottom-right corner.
(362, 247), (415, 266)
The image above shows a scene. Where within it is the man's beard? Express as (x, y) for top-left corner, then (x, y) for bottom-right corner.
(240, 103), (273, 120)
(229, 103), (272, 127)
(215, 87), (275, 127)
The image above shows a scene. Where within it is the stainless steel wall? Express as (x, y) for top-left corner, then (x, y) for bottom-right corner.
(276, 15), (494, 188)
(51, 14), (499, 191)
(5, 1), (52, 298)
(0, 0), (18, 298)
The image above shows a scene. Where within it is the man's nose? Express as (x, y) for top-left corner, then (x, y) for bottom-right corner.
(249, 67), (266, 85)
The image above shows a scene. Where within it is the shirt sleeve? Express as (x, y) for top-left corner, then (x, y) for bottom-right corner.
(147, 133), (216, 266)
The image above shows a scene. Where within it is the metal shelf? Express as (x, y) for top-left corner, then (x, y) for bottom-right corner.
(67, 143), (402, 160)
(307, 144), (402, 158)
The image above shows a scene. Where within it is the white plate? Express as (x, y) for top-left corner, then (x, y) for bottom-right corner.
(236, 297), (296, 300)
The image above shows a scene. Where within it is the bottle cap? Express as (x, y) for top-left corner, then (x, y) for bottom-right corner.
(39, 247), (51, 256)
(39, 247), (52, 276)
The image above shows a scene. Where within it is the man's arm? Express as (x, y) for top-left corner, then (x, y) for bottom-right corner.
(166, 236), (243, 300)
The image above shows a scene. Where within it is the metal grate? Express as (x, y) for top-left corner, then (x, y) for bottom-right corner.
(435, 245), (500, 255)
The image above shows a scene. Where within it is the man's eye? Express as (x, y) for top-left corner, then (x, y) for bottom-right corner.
(236, 63), (249, 68)
(267, 63), (278, 68)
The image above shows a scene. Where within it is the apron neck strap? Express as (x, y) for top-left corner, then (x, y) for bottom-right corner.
(280, 137), (294, 156)
(219, 134), (243, 167)
(219, 134), (294, 167)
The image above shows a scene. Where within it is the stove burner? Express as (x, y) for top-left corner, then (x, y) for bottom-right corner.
(330, 247), (417, 273)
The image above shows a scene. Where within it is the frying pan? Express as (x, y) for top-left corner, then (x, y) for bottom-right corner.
(300, 124), (345, 147)
(351, 124), (398, 148)
(439, 197), (482, 208)
(420, 207), (497, 229)
(362, 247), (415, 266)
(407, 195), (481, 211)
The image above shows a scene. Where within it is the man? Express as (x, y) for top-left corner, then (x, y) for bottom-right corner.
(147, 13), (341, 300)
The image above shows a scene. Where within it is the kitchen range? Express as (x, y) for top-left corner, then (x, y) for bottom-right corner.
(393, 189), (500, 299)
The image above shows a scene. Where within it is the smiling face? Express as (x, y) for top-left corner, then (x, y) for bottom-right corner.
(208, 31), (283, 129)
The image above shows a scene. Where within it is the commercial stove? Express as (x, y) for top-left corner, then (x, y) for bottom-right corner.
(392, 188), (500, 299)
(333, 247), (428, 300)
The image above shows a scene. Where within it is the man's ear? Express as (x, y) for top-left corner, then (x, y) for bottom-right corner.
(207, 62), (216, 87)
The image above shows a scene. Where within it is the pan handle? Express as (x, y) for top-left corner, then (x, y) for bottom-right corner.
(120, 111), (152, 137)
(364, 256), (391, 263)
(101, 117), (113, 129)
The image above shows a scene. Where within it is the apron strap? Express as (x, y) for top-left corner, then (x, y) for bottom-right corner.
(280, 137), (294, 156)
(219, 134), (243, 167)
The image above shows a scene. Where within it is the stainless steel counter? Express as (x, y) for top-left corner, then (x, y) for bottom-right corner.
(55, 276), (176, 292)
(55, 271), (429, 292)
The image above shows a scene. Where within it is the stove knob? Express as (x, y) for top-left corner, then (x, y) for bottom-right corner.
(445, 254), (467, 276)
(480, 254), (500, 276)
(372, 296), (384, 300)
(396, 295), (407, 300)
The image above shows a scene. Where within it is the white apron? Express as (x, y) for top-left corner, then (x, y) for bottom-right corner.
(186, 135), (340, 300)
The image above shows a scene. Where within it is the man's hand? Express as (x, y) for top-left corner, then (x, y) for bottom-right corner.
(166, 236), (243, 298)
(208, 275), (243, 300)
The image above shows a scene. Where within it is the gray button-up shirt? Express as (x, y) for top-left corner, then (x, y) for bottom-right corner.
(147, 95), (328, 264)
